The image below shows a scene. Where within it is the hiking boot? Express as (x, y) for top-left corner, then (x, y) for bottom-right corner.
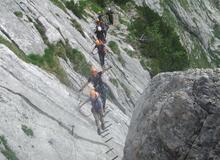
(101, 123), (105, 130)
(97, 128), (101, 135)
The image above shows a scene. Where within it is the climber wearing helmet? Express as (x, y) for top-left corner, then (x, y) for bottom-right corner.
(95, 25), (106, 43)
(96, 13), (109, 38)
(79, 89), (105, 135)
(95, 19), (101, 25)
(97, 11), (103, 22)
(79, 66), (112, 111)
(106, 8), (114, 25)
(92, 39), (108, 67)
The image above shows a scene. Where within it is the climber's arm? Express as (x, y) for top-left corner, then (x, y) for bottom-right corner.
(79, 81), (90, 92)
(79, 98), (90, 108)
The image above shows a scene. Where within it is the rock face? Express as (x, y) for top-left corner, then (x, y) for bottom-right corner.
(123, 69), (220, 160)
(137, 0), (220, 67)
(0, 44), (129, 160)
(0, 0), (150, 115)
(0, 0), (150, 160)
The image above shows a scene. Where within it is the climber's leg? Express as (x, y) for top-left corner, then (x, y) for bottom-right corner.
(98, 52), (105, 67)
(92, 109), (101, 135)
(98, 108), (105, 130)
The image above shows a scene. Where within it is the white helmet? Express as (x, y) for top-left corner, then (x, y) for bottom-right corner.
(98, 26), (102, 31)
(108, 8), (111, 11)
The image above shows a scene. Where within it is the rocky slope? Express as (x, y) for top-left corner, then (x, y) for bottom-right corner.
(123, 68), (220, 160)
(0, 0), (150, 160)
(137, 0), (220, 68)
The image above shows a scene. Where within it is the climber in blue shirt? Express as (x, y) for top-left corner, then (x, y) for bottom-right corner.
(79, 66), (112, 111)
(79, 89), (105, 135)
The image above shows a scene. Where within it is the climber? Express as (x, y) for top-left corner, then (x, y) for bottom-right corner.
(101, 21), (109, 38)
(97, 11), (103, 22)
(95, 19), (101, 26)
(79, 66), (112, 111)
(106, 8), (114, 25)
(79, 89), (105, 135)
(95, 25), (106, 43)
(92, 39), (108, 67)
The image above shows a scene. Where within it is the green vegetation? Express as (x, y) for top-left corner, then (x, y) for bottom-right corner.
(128, 4), (189, 75)
(0, 136), (19, 160)
(0, 36), (26, 60)
(27, 40), (90, 81)
(110, 78), (119, 87)
(88, 2), (103, 13)
(0, 25), (69, 85)
(82, 0), (131, 8)
(26, 43), (69, 85)
(108, 41), (120, 54)
(0, 30), (90, 85)
(65, 0), (87, 18)
(119, 16), (129, 26)
(140, 58), (160, 76)
(123, 48), (136, 57)
(108, 41), (125, 66)
(214, 24), (220, 39)
(178, 0), (190, 10)
(189, 39), (211, 68)
(33, 19), (49, 45)
(65, 0), (104, 18)
(64, 43), (91, 77)
(93, 0), (106, 8)
(21, 125), (34, 137)
(27, 44), (89, 83)
(113, 0), (131, 5)
(71, 19), (86, 38)
(50, 0), (67, 13)
(14, 11), (23, 18)
(162, 7), (177, 28)
(212, 0), (220, 9)
(162, 3), (211, 69)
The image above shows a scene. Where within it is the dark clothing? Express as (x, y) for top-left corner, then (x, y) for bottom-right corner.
(90, 96), (103, 112)
(106, 10), (114, 25)
(95, 29), (106, 43)
(97, 14), (103, 21)
(90, 96), (104, 131)
(96, 22), (108, 41)
(96, 44), (105, 54)
(88, 72), (107, 109)
(88, 72), (104, 89)
(95, 44), (106, 66)
(98, 51), (105, 67)
(101, 23), (109, 38)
